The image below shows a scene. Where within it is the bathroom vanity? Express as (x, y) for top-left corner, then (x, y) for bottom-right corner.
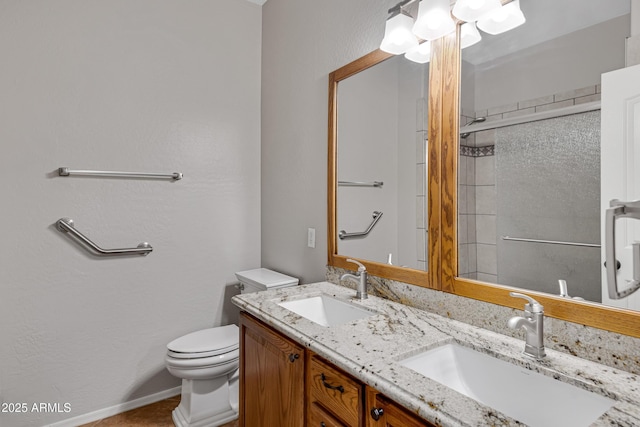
(232, 281), (640, 427)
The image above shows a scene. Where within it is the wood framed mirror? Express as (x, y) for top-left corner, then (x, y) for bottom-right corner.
(434, 17), (640, 337)
(327, 49), (436, 288)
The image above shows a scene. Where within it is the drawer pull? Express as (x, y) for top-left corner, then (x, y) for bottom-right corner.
(320, 373), (345, 393)
(320, 423), (326, 427)
(288, 353), (300, 363)
(371, 407), (384, 421)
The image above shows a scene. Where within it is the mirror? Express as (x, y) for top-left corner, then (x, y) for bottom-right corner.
(337, 56), (428, 270)
(328, 50), (432, 287)
(456, 0), (640, 312)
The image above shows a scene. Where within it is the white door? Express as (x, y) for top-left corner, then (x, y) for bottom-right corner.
(601, 63), (640, 310)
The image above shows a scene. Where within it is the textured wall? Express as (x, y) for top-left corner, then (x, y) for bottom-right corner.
(0, 1), (262, 426)
(260, 0), (390, 283)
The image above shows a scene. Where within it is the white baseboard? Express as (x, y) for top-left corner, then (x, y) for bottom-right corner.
(45, 386), (181, 427)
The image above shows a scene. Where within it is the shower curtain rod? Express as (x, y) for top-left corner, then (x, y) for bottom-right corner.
(460, 101), (600, 136)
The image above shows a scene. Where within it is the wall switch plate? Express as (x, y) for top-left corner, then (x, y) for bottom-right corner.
(307, 228), (316, 248)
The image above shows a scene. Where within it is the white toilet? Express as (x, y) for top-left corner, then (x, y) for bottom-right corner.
(165, 268), (299, 427)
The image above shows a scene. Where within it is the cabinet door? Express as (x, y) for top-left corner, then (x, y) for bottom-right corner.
(366, 387), (435, 427)
(239, 313), (304, 427)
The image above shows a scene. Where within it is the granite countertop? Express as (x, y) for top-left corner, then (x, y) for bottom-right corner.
(231, 281), (640, 426)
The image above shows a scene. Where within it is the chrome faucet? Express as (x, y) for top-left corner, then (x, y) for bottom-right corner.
(340, 259), (368, 300)
(507, 292), (546, 359)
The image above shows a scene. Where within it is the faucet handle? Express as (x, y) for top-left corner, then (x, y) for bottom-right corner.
(509, 292), (543, 313)
(346, 258), (366, 272)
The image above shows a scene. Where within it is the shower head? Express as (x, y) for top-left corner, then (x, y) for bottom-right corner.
(460, 117), (486, 139)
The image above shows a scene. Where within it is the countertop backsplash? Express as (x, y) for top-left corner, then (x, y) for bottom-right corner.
(326, 266), (640, 376)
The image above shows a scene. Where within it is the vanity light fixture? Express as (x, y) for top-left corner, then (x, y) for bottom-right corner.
(380, 12), (419, 54)
(451, 0), (501, 23)
(412, 0), (455, 41)
(405, 40), (432, 63)
(476, 0), (526, 35)
(460, 21), (482, 49)
(380, 0), (525, 63)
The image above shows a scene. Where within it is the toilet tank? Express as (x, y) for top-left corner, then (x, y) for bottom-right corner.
(235, 268), (299, 293)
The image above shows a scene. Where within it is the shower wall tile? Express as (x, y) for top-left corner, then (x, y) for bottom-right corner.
(476, 215), (496, 244)
(536, 99), (574, 112)
(458, 214), (468, 244)
(575, 93), (601, 105)
(475, 186), (495, 215)
(476, 244), (497, 275)
(475, 156), (495, 185)
(474, 109), (488, 119)
(468, 243), (477, 272)
(503, 107), (535, 119)
(476, 272), (498, 283)
(458, 184), (468, 214)
(596, 84), (601, 93)
(467, 214), (476, 244)
(416, 163), (425, 195)
(486, 113), (504, 122)
(467, 185), (477, 214)
(416, 132), (426, 164)
(416, 195), (426, 228)
(416, 229), (426, 262)
(475, 129), (496, 147)
(458, 156), (467, 184)
(554, 85), (596, 102)
(458, 244), (469, 274)
(518, 94), (554, 110)
(466, 155), (475, 183)
(487, 102), (518, 116)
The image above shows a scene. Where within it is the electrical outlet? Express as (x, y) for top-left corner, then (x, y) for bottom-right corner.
(307, 228), (316, 248)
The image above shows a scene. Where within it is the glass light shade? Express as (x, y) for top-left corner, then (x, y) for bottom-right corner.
(404, 41), (431, 63)
(460, 21), (481, 49)
(452, 0), (501, 22)
(477, 0), (526, 35)
(380, 13), (419, 55)
(412, 0), (455, 41)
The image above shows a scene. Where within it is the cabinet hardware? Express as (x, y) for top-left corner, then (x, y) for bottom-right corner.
(320, 373), (345, 393)
(320, 423), (326, 427)
(370, 407), (384, 420)
(288, 353), (300, 363)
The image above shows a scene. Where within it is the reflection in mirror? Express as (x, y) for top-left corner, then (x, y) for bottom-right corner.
(457, 0), (638, 310)
(337, 55), (428, 270)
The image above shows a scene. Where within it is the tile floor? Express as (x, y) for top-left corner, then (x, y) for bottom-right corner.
(78, 396), (239, 427)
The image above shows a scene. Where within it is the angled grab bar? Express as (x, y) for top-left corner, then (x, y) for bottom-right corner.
(339, 211), (383, 240)
(56, 218), (153, 256)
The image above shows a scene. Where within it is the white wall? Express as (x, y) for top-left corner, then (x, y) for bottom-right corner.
(261, 0), (390, 281)
(0, 1), (262, 426)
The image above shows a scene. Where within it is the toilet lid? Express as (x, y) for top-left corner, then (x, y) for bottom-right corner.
(167, 325), (239, 358)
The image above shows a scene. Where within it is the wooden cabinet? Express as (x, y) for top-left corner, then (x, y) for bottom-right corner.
(365, 387), (436, 427)
(240, 313), (433, 427)
(307, 354), (363, 426)
(239, 313), (305, 427)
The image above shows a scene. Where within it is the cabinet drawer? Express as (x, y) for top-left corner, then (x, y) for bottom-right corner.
(309, 356), (362, 426)
(309, 402), (347, 427)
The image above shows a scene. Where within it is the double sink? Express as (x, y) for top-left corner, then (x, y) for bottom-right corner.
(276, 293), (615, 427)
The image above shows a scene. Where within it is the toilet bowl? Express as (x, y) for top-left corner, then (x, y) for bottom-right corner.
(165, 268), (298, 427)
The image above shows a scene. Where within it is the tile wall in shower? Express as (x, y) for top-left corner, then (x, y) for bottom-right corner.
(458, 84), (601, 283)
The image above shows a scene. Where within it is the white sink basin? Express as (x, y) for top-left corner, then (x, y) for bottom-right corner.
(400, 343), (615, 427)
(278, 294), (376, 327)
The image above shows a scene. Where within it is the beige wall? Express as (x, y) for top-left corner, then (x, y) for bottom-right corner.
(0, 1), (262, 426)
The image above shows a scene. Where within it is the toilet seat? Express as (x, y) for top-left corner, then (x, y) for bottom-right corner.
(167, 325), (239, 359)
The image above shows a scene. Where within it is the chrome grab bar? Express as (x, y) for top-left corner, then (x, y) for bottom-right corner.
(58, 167), (182, 181)
(501, 236), (600, 248)
(339, 211), (383, 240)
(56, 218), (153, 256)
(605, 200), (640, 299)
(338, 181), (383, 188)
